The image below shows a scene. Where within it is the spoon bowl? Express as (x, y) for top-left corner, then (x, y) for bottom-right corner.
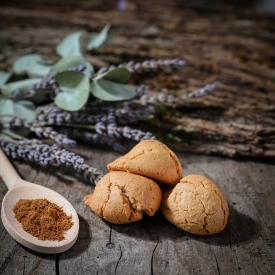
(0, 149), (79, 254)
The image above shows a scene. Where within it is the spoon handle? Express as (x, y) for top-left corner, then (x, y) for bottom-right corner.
(0, 148), (21, 190)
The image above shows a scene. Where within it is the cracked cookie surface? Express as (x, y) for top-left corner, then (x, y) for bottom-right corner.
(160, 174), (229, 235)
(107, 140), (183, 185)
(84, 171), (162, 224)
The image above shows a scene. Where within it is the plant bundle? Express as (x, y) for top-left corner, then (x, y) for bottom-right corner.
(0, 25), (218, 184)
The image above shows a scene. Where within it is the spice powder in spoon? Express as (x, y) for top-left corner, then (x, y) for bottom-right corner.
(13, 198), (73, 241)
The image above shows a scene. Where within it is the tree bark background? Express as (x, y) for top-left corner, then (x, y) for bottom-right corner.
(0, 0), (274, 158)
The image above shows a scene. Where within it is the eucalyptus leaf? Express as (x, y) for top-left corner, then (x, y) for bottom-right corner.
(1, 79), (41, 96)
(12, 54), (52, 78)
(0, 99), (14, 121)
(14, 100), (36, 136)
(56, 32), (83, 57)
(54, 71), (90, 111)
(26, 61), (53, 78)
(90, 79), (135, 101)
(0, 99), (36, 122)
(0, 71), (12, 88)
(37, 59), (55, 65)
(0, 133), (14, 141)
(13, 54), (42, 74)
(87, 24), (111, 51)
(94, 67), (131, 83)
(51, 56), (94, 78)
(14, 100), (36, 122)
(0, 99), (35, 137)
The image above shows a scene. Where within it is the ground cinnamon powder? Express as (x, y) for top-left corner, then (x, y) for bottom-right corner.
(13, 198), (73, 241)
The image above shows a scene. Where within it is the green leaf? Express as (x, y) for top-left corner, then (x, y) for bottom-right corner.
(51, 56), (94, 78)
(87, 24), (111, 51)
(26, 60), (53, 78)
(13, 54), (42, 74)
(90, 79), (136, 101)
(94, 67), (131, 83)
(0, 99), (35, 137)
(56, 32), (83, 57)
(12, 54), (52, 78)
(0, 99), (14, 121)
(14, 100), (36, 122)
(0, 99), (36, 122)
(0, 71), (12, 88)
(54, 71), (90, 111)
(0, 133), (14, 141)
(1, 79), (41, 96)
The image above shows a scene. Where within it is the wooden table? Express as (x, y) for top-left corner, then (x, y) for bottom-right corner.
(1, 146), (274, 274)
(1, 0), (275, 274)
(1, 0), (275, 158)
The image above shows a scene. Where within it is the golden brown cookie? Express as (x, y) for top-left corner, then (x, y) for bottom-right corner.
(84, 171), (162, 224)
(160, 174), (229, 235)
(107, 140), (182, 185)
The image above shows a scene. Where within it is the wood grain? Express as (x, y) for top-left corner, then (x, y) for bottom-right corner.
(0, 0), (275, 274)
(0, 0), (275, 157)
(1, 145), (275, 274)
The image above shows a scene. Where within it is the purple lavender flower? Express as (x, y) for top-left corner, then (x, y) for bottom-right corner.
(118, 58), (186, 74)
(117, 0), (127, 11)
(139, 82), (219, 106)
(0, 138), (104, 184)
(33, 126), (76, 148)
(181, 82), (219, 99)
(36, 105), (116, 125)
(59, 128), (126, 153)
(95, 58), (186, 77)
(2, 117), (76, 148)
(134, 84), (149, 99)
(115, 105), (155, 124)
(95, 122), (155, 141)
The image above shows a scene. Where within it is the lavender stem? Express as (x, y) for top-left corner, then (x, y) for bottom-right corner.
(0, 138), (104, 184)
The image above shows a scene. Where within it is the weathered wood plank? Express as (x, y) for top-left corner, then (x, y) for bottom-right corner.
(2, 147), (267, 275)
(1, 0), (275, 157)
(1, 147), (275, 274)
(0, 0), (275, 274)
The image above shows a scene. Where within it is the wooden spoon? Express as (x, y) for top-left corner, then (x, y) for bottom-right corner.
(0, 148), (79, 254)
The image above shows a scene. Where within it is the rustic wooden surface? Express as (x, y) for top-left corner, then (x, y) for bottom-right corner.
(1, 0), (275, 274)
(1, 145), (275, 274)
(0, 0), (275, 158)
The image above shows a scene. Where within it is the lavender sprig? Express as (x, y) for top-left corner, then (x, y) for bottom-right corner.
(181, 81), (219, 99)
(119, 58), (186, 73)
(36, 106), (116, 125)
(36, 102), (153, 126)
(33, 126), (76, 147)
(96, 58), (186, 76)
(139, 82), (219, 106)
(30, 64), (86, 92)
(36, 105), (60, 115)
(134, 84), (149, 99)
(2, 117), (76, 147)
(114, 105), (155, 124)
(59, 128), (126, 153)
(36, 103), (154, 126)
(95, 122), (155, 141)
(0, 138), (103, 184)
(10, 64), (88, 99)
(140, 93), (176, 106)
(30, 74), (58, 93)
